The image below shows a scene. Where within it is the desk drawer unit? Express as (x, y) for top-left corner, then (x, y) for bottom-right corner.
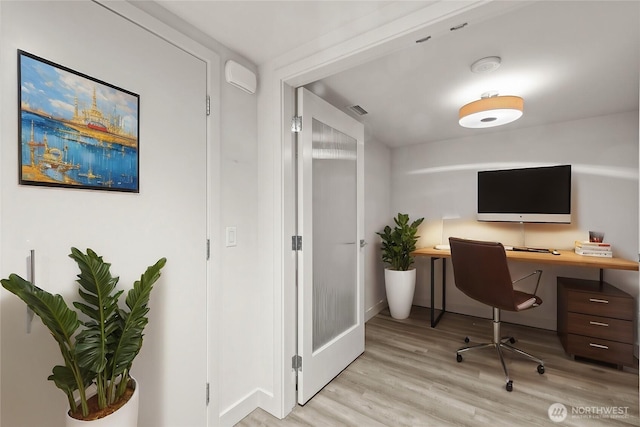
(557, 277), (635, 368)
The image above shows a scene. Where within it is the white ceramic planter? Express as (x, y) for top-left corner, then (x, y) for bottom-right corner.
(384, 268), (416, 319)
(65, 378), (139, 427)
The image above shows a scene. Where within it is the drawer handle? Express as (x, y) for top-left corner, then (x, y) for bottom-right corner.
(589, 343), (609, 350)
(589, 298), (609, 304)
(589, 321), (609, 327)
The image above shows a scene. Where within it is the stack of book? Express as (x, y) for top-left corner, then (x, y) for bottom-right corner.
(574, 240), (612, 257)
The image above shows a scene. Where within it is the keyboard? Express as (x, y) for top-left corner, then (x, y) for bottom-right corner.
(510, 246), (551, 254)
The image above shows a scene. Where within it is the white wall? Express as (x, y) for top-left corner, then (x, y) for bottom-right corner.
(1, 1), (213, 426)
(217, 72), (261, 426)
(364, 137), (392, 320)
(392, 111), (639, 331)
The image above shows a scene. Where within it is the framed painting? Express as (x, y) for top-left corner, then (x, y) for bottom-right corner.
(18, 50), (139, 192)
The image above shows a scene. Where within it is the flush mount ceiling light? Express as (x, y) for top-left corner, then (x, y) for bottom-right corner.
(459, 92), (524, 128)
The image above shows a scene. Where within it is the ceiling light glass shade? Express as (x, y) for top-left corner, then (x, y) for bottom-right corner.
(459, 96), (524, 128)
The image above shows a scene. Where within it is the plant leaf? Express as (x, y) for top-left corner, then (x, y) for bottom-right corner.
(1, 274), (79, 352)
(48, 364), (91, 393)
(109, 257), (166, 377)
(69, 248), (120, 374)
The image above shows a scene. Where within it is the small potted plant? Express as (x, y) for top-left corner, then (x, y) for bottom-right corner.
(376, 213), (424, 319)
(1, 247), (166, 426)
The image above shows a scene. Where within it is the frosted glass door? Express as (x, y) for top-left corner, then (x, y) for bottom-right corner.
(312, 119), (357, 350)
(297, 88), (364, 405)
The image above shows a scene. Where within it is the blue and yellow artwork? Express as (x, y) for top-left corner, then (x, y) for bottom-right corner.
(18, 50), (139, 192)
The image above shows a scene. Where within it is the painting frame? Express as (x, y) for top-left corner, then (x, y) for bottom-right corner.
(18, 50), (140, 193)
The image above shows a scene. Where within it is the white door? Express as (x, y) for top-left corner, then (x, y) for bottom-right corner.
(296, 87), (365, 404)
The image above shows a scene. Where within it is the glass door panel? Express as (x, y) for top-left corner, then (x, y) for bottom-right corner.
(312, 118), (357, 351)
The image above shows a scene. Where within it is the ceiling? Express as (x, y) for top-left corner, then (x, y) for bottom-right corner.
(147, 1), (639, 148)
(153, 1), (432, 65)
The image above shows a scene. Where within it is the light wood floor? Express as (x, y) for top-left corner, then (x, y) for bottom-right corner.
(237, 306), (639, 426)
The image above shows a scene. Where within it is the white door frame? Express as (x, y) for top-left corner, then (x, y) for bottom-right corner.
(259, 0), (528, 418)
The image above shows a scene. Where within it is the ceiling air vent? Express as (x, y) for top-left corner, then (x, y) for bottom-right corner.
(348, 105), (368, 116)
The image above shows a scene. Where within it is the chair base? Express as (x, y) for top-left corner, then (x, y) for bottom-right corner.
(455, 308), (545, 391)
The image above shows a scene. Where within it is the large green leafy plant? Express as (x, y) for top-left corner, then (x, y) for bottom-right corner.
(376, 213), (424, 271)
(1, 247), (166, 420)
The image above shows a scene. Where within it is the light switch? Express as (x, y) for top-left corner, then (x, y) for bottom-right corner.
(225, 226), (237, 247)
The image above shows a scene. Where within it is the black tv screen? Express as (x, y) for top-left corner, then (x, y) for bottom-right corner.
(477, 165), (571, 223)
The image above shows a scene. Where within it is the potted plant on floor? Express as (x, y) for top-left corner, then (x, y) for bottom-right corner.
(1, 247), (166, 426)
(376, 213), (424, 319)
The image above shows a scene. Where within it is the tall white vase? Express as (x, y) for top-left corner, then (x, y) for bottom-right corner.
(65, 378), (139, 427)
(384, 268), (416, 319)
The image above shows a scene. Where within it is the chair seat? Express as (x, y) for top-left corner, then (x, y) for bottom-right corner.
(514, 291), (542, 311)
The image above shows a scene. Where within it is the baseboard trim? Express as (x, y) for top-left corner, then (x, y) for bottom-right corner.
(366, 299), (387, 322)
(219, 388), (272, 427)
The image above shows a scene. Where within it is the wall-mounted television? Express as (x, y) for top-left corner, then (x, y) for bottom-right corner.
(477, 165), (571, 223)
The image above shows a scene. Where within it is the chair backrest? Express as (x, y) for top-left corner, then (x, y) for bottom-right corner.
(448, 237), (518, 311)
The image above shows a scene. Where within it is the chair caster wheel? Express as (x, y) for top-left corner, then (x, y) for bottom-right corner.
(464, 337), (470, 343)
(456, 354), (463, 363)
(537, 364), (545, 374)
(506, 380), (513, 392)
(509, 337), (516, 344)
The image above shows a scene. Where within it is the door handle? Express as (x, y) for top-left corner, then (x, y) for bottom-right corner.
(342, 241), (367, 247)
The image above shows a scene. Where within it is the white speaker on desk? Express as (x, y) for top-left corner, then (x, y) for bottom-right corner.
(224, 60), (257, 94)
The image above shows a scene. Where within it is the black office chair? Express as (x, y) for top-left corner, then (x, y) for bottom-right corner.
(448, 237), (545, 392)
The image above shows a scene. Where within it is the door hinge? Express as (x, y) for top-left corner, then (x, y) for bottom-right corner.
(292, 355), (302, 371)
(206, 239), (210, 260)
(291, 116), (302, 133)
(206, 382), (210, 405)
(292, 235), (302, 251)
(206, 95), (211, 116)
